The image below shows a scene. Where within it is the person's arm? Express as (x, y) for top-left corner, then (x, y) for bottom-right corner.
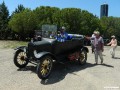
(107, 40), (112, 45)
(101, 37), (104, 52)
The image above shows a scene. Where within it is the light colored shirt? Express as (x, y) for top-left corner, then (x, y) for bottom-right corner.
(93, 36), (104, 51)
(109, 39), (117, 47)
(92, 34), (95, 38)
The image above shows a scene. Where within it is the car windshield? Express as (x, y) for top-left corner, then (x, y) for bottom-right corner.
(42, 25), (57, 39)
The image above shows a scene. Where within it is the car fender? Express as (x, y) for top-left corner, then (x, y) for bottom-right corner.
(33, 50), (56, 60)
(81, 47), (89, 53)
(14, 46), (27, 52)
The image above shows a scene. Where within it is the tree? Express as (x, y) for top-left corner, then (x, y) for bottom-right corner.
(11, 4), (25, 16)
(100, 16), (118, 38)
(114, 17), (120, 39)
(0, 1), (9, 39)
(80, 10), (102, 36)
(9, 4), (25, 39)
(9, 9), (37, 40)
(53, 8), (101, 35)
(33, 6), (60, 29)
(59, 8), (82, 33)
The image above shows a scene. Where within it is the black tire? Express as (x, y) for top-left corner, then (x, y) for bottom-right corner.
(14, 50), (29, 68)
(37, 56), (53, 80)
(78, 50), (87, 65)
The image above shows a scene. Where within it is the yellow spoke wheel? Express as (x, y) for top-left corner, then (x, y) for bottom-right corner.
(14, 50), (29, 68)
(78, 50), (87, 65)
(37, 56), (53, 79)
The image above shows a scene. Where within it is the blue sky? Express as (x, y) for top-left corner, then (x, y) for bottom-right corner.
(0, 0), (120, 17)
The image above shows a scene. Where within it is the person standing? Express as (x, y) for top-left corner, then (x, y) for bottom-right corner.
(93, 31), (104, 64)
(107, 35), (117, 58)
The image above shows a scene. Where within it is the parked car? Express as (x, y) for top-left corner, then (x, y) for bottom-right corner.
(14, 25), (89, 79)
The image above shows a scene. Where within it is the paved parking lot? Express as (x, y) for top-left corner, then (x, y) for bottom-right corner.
(0, 46), (120, 90)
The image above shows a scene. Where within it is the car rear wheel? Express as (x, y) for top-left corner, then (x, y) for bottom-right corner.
(14, 50), (29, 68)
(78, 50), (87, 65)
(37, 56), (53, 79)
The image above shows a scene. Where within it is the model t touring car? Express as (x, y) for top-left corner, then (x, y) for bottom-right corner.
(14, 25), (89, 79)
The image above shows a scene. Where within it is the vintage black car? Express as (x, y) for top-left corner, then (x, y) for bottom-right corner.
(14, 25), (89, 79)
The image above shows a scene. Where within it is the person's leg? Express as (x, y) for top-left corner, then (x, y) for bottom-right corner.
(94, 50), (98, 64)
(109, 47), (112, 55)
(110, 47), (114, 58)
(92, 47), (94, 53)
(91, 47), (94, 53)
(91, 43), (94, 53)
(112, 46), (117, 58)
(98, 50), (103, 64)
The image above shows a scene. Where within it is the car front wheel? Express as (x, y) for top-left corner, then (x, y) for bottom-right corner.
(78, 50), (87, 65)
(37, 56), (53, 79)
(14, 50), (29, 68)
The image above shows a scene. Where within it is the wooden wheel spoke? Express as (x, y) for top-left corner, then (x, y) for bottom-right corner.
(41, 68), (47, 75)
(16, 52), (26, 65)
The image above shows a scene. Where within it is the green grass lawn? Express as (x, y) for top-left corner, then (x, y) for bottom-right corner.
(0, 40), (28, 49)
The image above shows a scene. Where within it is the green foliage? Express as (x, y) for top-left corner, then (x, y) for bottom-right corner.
(9, 9), (37, 40)
(80, 10), (101, 35)
(0, 3), (119, 41)
(0, 1), (9, 39)
(100, 16), (120, 40)
(11, 4), (25, 16)
(53, 8), (101, 35)
(33, 6), (60, 29)
(60, 8), (82, 33)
